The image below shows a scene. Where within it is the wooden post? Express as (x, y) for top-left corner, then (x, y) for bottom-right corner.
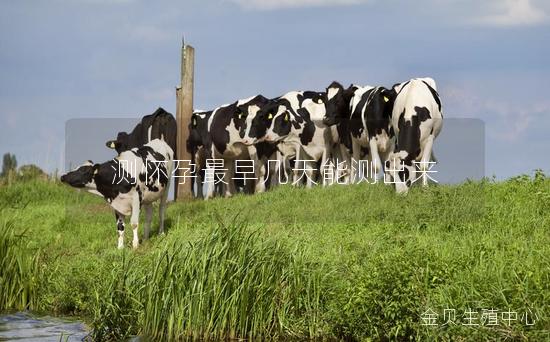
(175, 40), (195, 201)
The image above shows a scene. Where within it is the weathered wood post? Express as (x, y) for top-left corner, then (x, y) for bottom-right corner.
(175, 39), (194, 200)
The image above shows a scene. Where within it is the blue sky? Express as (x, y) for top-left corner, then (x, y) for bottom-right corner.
(1, 0), (549, 179)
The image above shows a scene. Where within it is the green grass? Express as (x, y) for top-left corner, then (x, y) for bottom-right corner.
(0, 174), (549, 341)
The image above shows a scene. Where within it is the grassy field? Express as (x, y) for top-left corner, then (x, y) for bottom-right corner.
(0, 173), (549, 340)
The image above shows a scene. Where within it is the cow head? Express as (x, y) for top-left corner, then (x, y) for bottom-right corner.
(60, 161), (98, 189)
(187, 111), (211, 152)
(323, 82), (357, 126)
(236, 95), (269, 145)
(245, 99), (293, 144)
(105, 132), (130, 154)
(384, 151), (415, 194)
(369, 86), (396, 141)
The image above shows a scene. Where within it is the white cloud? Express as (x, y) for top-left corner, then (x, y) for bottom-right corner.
(476, 0), (547, 27)
(444, 84), (550, 142)
(227, 0), (367, 10)
(228, 0), (548, 27)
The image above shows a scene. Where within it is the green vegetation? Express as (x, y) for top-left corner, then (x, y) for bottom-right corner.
(1, 152), (17, 177)
(0, 172), (549, 340)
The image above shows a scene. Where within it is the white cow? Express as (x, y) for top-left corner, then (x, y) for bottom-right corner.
(385, 77), (443, 194)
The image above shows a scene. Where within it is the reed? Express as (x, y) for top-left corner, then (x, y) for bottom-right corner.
(0, 213), (41, 311)
(91, 219), (325, 340)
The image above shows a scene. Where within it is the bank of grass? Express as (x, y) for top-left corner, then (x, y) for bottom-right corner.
(0, 173), (549, 340)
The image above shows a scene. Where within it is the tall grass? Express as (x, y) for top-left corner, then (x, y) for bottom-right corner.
(0, 213), (41, 310)
(91, 219), (325, 341)
(1, 173), (549, 340)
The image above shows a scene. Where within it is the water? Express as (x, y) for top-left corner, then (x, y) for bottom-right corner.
(0, 312), (89, 341)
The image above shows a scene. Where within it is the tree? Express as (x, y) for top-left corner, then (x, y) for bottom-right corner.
(1, 153), (17, 177)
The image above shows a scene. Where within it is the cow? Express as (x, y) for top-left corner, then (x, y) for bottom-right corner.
(242, 90), (337, 187)
(348, 85), (396, 181)
(105, 107), (177, 155)
(384, 77), (443, 194)
(61, 139), (174, 249)
(322, 81), (396, 182)
(187, 110), (213, 198)
(322, 81), (357, 183)
(204, 95), (278, 199)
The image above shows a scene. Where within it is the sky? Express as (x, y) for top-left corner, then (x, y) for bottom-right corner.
(0, 0), (549, 179)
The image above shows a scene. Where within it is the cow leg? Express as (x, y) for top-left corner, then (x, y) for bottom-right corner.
(278, 151), (289, 185)
(159, 187), (168, 235)
(224, 159), (236, 197)
(252, 153), (266, 194)
(351, 139), (361, 183)
(380, 148), (391, 172)
(321, 146), (330, 187)
(369, 138), (383, 180)
(115, 211), (125, 249)
(143, 203), (153, 240)
(204, 168), (215, 200)
(256, 160), (267, 193)
(337, 144), (349, 184)
(306, 160), (316, 188)
(130, 193), (140, 249)
(196, 167), (204, 199)
(292, 148), (300, 186)
(420, 134), (435, 187)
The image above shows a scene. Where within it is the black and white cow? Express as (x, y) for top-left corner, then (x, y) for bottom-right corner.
(322, 81), (395, 183)
(243, 90), (336, 187)
(187, 110), (213, 198)
(204, 95), (278, 198)
(385, 77), (443, 194)
(106, 107), (177, 155)
(348, 85), (396, 180)
(61, 139), (174, 249)
(322, 81), (357, 183)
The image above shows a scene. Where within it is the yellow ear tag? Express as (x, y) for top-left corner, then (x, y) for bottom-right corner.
(267, 113), (273, 120)
(94, 168), (98, 175)
(284, 113), (289, 121)
(383, 96), (389, 103)
(317, 99), (323, 104)
(109, 141), (116, 148)
(238, 114), (242, 119)
(192, 118), (197, 126)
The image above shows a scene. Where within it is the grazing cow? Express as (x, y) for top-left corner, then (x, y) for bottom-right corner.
(348, 85), (396, 180)
(322, 81), (357, 183)
(243, 90), (336, 187)
(385, 77), (443, 194)
(187, 110), (213, 198)
(204, 95), (278, 199)
(61, 139), (174, 249)
(106, 107), (177, 155)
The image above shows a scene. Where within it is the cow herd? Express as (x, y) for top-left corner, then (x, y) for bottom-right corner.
(188, 77), (443, 198)
(60, 77), (443, 249)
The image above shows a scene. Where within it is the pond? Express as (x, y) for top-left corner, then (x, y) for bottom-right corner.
(0, 312), (89, 341)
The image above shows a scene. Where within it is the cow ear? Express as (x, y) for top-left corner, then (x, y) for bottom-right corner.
(106, 140), (117, 149)
(381, 88), (397, 104)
